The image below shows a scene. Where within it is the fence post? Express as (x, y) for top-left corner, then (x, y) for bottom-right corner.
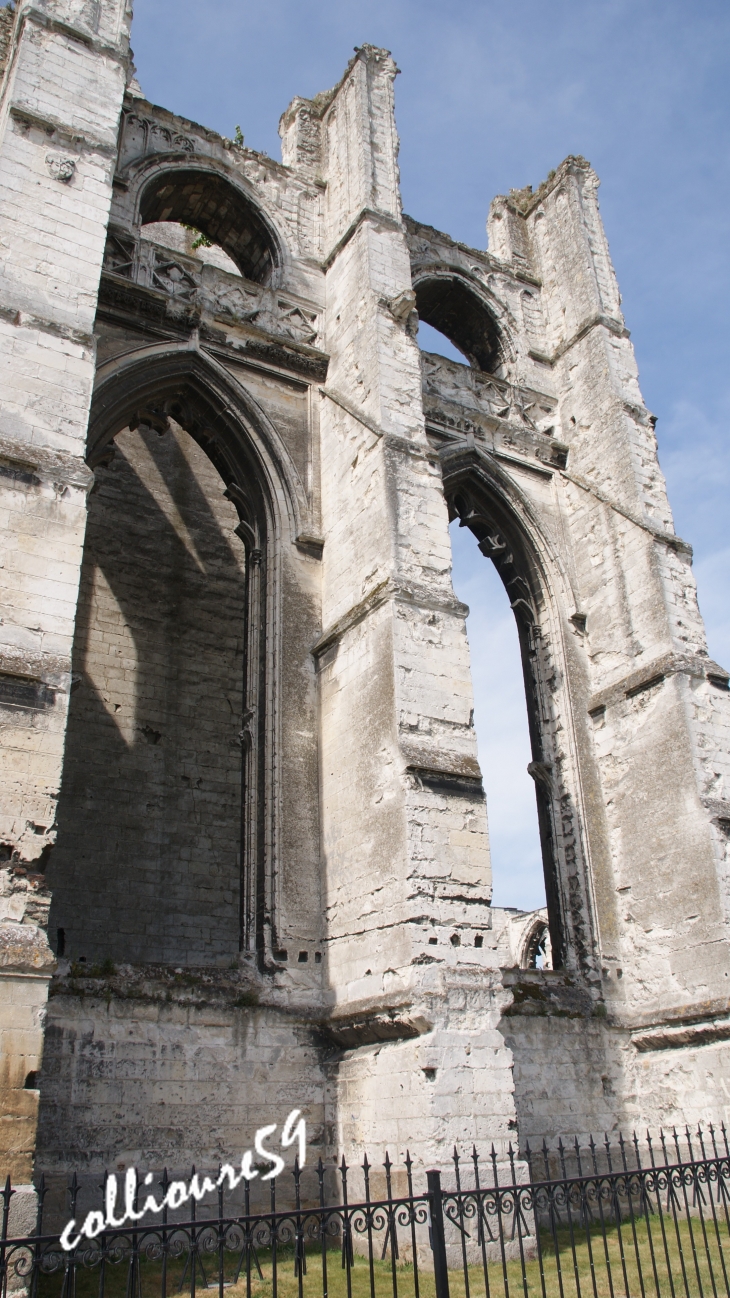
(427, 1170), (450, 1298)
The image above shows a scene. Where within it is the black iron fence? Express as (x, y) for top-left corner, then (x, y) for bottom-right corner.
(3, 1125), (730, 1298)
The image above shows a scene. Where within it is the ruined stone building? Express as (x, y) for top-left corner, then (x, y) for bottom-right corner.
(2, 0), (730, 1187)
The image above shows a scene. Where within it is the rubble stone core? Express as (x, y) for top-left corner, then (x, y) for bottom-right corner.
(1, 4), (730, 1181)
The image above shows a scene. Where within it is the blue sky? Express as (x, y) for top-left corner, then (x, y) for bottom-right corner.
(132, 0), (730, 910)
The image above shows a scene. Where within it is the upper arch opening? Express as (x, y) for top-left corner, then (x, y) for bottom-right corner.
(139, 169), (278, 283)
(415, 274), (503, 373)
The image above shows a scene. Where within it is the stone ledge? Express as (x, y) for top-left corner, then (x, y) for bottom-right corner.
(614, 993), (730, 1035)
(0, 435), (93, 491)
(0, 923), (55, 974)
(317, 1008), (430, 1050)
(588, 651), (729, 716)
(9, 103), (117, 156)
(322, 206), (403, 271)
(313, 577), (469, 659)
(21, 5), (127, 63)
(403, 751), (483, 785)
(632, 1017), (730, 1053)
(0, 304), (95, 348)
(48, 961), (263, 1010)
(501, 969), (599, 1019)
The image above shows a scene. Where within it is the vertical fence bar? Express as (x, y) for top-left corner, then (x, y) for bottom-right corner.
(508, 1145), (529, 1298)
(294, 1156), (306, 1298)
(61, 1172), (79, 1298)
(698, 1126), (730, 1293)
(384, 1153), (399, 1298)
(491, 1146), (510, 1298)
(646, 1132), (678, 1298)
(427, 1171), (450, 1298)
(472, 1146), (494, 1298)
(630, 1132), (663, 1298)
(318, 1158), (330, 1298)
(362, 1155), (375, 1298)
(270, 1166), (278, 1298)
(0, 1176), (12, 1298)
(544, 1141), (568, 1298)
(189, 1165), (198, 1298)
(604, 1135), (631, 1298)
(159, 1168), (169, 1298)
(672, 1127), (705, 1298)
(685, 1121), (717, 1292)
(405, 1152), (421, 1298)
(453, 1148), (471, 1298)
(588, 1135), (616, 1298)
(574, 1138), (600, 1298)
(340, 1156), (353, 1298)
(96, 1172), (108, 1298)
(216, 1164), (225, 1298)
(584, 1137), (613, 1298)
(657, 1131), (692, 1298)
(558, 1138), (584, 1298)
(708, 1125), (730, 1233)
(128, 1167), (143, 1298)
(524, 1145), (548, 1298)
(617, 1131), (646, 1298)
(685, 1126), (718, 1298)
(29, 1172), (47, 1298)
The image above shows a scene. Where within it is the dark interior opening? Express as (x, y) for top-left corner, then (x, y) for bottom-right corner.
(139, 169), (277, 283)
(415, 275), (502, 373)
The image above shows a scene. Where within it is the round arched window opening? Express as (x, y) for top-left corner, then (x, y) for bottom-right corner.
(139, 169), (278, 283)
(415, 275), (503, 374)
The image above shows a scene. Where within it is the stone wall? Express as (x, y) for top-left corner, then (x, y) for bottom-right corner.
(0, 0), (132, 1178)
(48, 423), (247, 966)
(34, 973), (327, 1227)
(503, 971), (730, 1144)
(2, 9), (730, 1184)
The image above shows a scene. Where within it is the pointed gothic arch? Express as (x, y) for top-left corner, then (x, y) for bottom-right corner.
(52, 346), (302, 969)
(88, 343), (308, 534)
(441, 442), (598, 975)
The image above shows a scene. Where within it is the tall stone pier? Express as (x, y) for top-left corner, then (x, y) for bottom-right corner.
(0, 1), (729, 1181)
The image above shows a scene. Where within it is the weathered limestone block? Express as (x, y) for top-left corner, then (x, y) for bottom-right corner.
(332, 967), (517, 1166)
(37, 986), (327, 1174)
(0, 905), (54, 1178)
(0, 0), (130, 1180)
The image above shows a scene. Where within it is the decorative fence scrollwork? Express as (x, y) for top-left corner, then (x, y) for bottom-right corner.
(2, 1123), (730, 1298)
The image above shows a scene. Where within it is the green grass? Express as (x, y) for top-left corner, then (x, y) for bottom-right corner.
(32, 1213), (730, 1298)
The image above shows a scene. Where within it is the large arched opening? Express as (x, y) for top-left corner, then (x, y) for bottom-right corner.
(48, 350), (292, 970)
(136, 166), (281, 283)
(414, 271), (507, 374)
(442, 446), (596, 974)
(449, 520), (545, 913)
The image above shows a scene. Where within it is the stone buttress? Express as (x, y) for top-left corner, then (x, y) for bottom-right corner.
(0, 0), (132, 1182)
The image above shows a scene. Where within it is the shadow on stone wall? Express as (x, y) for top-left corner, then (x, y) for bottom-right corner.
(48, 423), (248, 967)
